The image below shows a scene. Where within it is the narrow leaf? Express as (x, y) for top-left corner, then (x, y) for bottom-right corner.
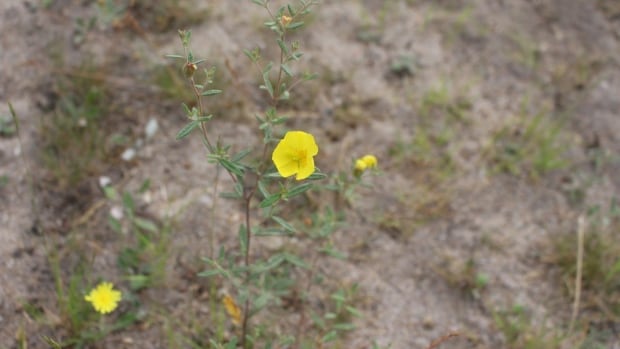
(260, 194), (281, 208)
(284, 253), (308, 268)
(103, 186), (119, 201)
(133, 217), (158, 233)
(231, 149), (252, 162)
(277, 39), (289, 56)
(176, 121), (199, 140)
(281, 63), (293, 77)
(322, 331), (338, 343)
(286, 182), (313, 198)
(272, 216), (296, 233)
(307, 172), (327, 180)
(198, 269), (221, 278)
(239, 224), (248, 254)
(262, 72), (274, 98)
(201, 89), (222, 96)
(219, 158), (244, 176)
(333, 323), (356, 331)
(288, 21), (304, 30)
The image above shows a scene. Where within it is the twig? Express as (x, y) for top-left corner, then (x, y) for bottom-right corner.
(425, 332), (460, 349)
(568, 215), (585, 333)
(241, 186), (256, 349)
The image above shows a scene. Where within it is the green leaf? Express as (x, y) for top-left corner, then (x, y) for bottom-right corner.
(322, 330), (338, 343)
(201, 89), (222, 96)
(257, 180), (270, 198)
(133, 217), (158, 233)
(277, 39), (289, 56)
(193, 114), (212, 122)
(286, 182), (313, 198)
(272, 216), (296, 233)
(307, 172), (327, 180)
(108, 216), (121, 233)
(127, 274), (149, 290)
(287, 4), (295, 16)
(346, 305), (363, 318)
(164, 54), (184, 59)
(262, 74), (274, 98)
(281, 63), (293, 77)
(260, 194), (281, 208)
(264, 171), (283, 179)
(138, 179), (151, 193)
(333, 323), (356, 331)
(266, 254), (286, 268)
(320, 246), (347, 259)
(253, 292), (271, 311)
(219, 158), (245, 176)
(197, 269), (221, 278)
(288, 21), (304, 30)
(303, 72), (319, 80)
(606, 258), (620, 282)
(239, 224), (248, 254)
(254, 228), (291, 236)
(103, 186), (119, 200)
(272, 116), (288, 125)
(311, 313), (326, 329)
(122, 191), (135, 213)
(176, 120), (199, 140)
(224, 338), (238, 349)
(284, 253), (308, 268)
(231, 149), (252, 162)
(331, 291), (346, 302)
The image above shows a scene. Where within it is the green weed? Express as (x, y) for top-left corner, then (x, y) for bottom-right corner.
(104, 181), (170, 292)
(488, 110), (568, 180)
(550, 202), (620, 326)
(493, 305), (562, 349)
(510, 33), (540, 71)
(38, 65), (112, 188)
(434, 256), (489, 299)
(0, 114), (17, 137)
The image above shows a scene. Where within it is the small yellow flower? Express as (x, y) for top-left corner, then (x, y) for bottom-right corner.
(361, 154), (378, 169)
(354, 159), (367, 172)
(84, 282), (122, 314)
(272, 131), (319, 180)
(280, 15), (292, 27)
(354, 154), (378, 176)
(223, 294), (242, 326)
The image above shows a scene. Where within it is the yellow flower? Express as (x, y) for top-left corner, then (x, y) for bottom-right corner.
(354, 154), (378, 176)
(223, 294), (242, 326)
(361, 154), (378, 169)
(354, 159), (367, 172)
(84, 282), (122, 314)
(272, 131), (318, 180)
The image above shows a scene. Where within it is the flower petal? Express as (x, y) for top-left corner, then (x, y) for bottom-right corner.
(295, 155), (315, 180)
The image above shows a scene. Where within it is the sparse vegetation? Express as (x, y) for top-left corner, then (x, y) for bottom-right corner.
(488, 107), (569, 180)
(3, 1), (620, 348)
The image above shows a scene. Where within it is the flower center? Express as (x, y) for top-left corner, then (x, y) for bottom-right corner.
(294, 149), (307, 167)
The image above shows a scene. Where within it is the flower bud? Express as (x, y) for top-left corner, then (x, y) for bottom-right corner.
(183, 62), (197, 78)
(280, 15), (292, 27)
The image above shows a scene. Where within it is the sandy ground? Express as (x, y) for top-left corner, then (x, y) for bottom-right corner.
(2, 0), (620, 348)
